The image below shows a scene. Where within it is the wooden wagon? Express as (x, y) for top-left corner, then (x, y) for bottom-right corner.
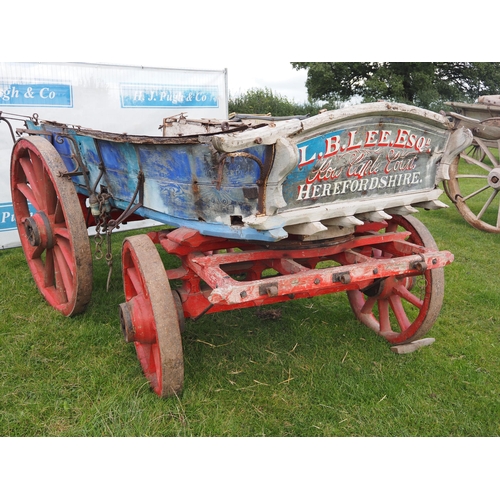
(3, 102), (472, 397)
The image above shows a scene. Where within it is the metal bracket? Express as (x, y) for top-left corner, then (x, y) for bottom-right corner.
(259, 282), (279, 297)
(410, 256), (427, 272)
(332, 271), (351, 284)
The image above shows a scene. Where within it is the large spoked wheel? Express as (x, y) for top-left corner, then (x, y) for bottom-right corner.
(10, 136), (92, 316)
(120, 234), (184, 397)
(446, 138), (500, 233)
(347, 215), (445, 345)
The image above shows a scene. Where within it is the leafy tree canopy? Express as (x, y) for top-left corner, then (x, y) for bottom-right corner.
(228, 87), (325, 117)
(291, 62), (500, 111)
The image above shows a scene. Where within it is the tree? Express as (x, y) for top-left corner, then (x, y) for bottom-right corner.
(291, 63), (500, 110)
(228, 87), (326, 117)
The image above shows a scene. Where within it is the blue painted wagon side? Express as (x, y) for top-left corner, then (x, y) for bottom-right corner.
(25, 121), (276, 240)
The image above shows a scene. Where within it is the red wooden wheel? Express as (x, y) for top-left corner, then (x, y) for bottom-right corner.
(120, 234), (184, 397)
(10, 136), (92, 316)
(347, 215), (445, 345)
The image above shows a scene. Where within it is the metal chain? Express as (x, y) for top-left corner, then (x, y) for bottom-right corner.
(105, 228), (113, 291)
(92, 171), (144, 291)
(94, 193), (110, 260)
(92, 191), (114, 290)
(94, 220), (104, 260)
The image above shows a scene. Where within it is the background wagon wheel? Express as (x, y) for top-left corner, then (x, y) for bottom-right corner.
(120, 234), (184, 397)
(446, 137), (500, 233)
(467, 142), (486, 162)
(10, 136), (93, 316)
(347, 215), (445, 345)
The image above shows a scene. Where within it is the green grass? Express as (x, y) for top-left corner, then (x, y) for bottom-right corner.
(1, 192), (500, 437)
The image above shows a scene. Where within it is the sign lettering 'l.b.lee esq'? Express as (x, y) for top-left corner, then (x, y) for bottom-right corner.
(282, 119), (448, 209)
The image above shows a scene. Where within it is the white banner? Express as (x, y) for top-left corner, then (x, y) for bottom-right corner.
(0, 62), (228, 248)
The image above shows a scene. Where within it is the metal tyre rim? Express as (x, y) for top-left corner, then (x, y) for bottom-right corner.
(347, 215), (445, 345)
(121, 234), (184, 398)
(10, 136), (93, 316)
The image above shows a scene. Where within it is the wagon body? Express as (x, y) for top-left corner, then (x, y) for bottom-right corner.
(19, 102), (470, 242)
(446, 95), (500, 122)
(6, 102), (473, 397)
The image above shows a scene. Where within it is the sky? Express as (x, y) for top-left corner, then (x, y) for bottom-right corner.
(7, 3), (487, 107)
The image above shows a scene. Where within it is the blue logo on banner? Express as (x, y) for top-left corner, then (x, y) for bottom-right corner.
(0, 81), (73, 107)
(120, 83), (219, 108)
(0, 202), (17, 232)
(0, 202), (36, 232)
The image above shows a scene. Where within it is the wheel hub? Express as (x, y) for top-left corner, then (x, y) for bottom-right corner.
(23, 212), (54, 249)
(119, 298), (155, 344)
(119, 302), (136, 343)
(487, 168), (500, 190)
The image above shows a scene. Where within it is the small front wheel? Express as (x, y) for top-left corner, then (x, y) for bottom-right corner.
(120, 234), (184, 397)
(347, 215), (445, 345)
